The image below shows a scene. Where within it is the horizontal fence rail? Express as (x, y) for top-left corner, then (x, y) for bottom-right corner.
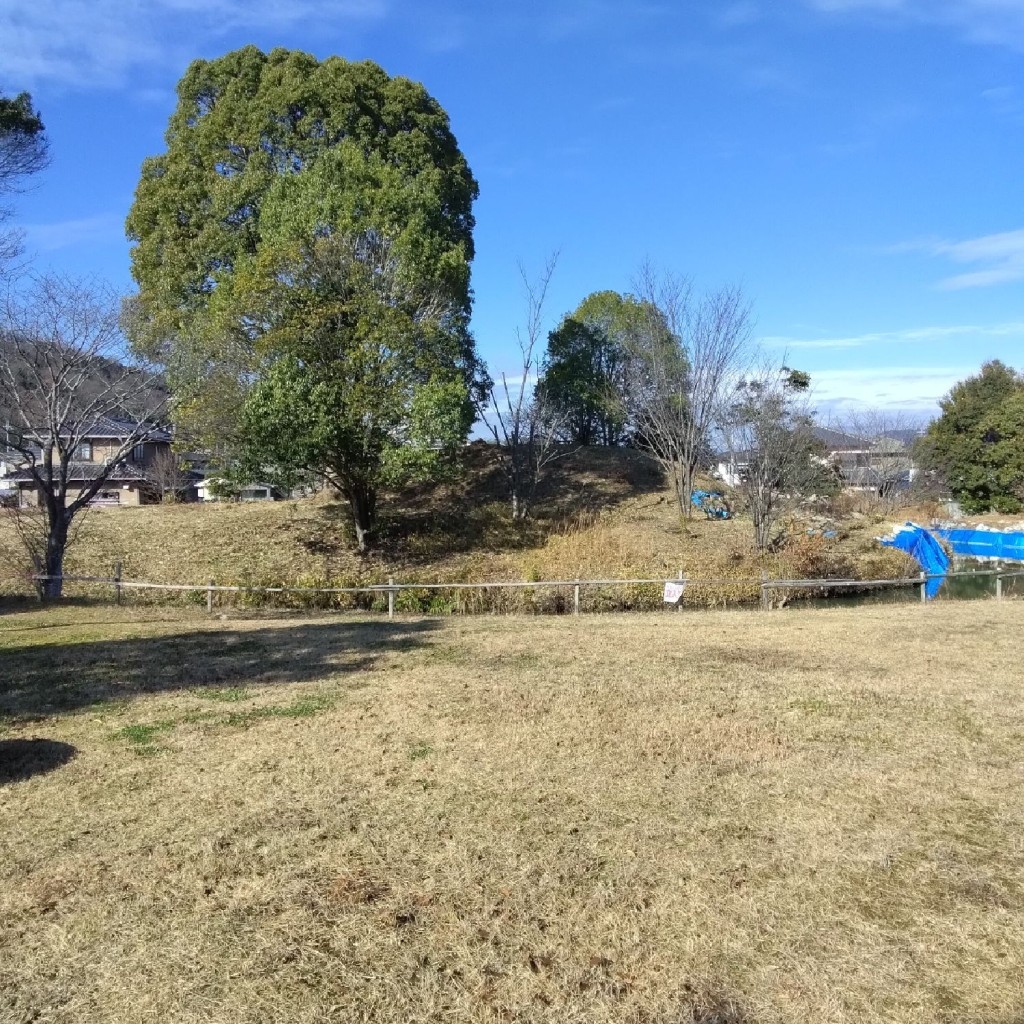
(7, 564), (1023, 616)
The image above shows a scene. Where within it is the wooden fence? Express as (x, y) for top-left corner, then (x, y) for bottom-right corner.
(17, 564), (1024, 616)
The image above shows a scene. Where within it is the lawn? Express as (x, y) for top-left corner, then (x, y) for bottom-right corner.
(1, 601), (1022, 1023)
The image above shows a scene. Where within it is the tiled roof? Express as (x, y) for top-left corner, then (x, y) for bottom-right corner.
(22, 418), (172, 444)
(9, 461), (152, 483)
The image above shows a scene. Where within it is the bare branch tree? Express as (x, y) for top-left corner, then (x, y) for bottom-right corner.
(148, 447), (193, 503)
(478, 254), (568, 521)
(830, 408), (922, 508)
(0, 273), (168, 597)
(627, 264), (752, 517)
(721, 365), (829, 552)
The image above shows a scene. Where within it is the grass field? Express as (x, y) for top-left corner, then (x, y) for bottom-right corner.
(2, 601), (1023, 1023)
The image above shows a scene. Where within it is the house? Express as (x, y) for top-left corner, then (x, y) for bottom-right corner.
(195, 477), (283, 502)
(814, 427), (919, 493)
(0, 447), (23, 504)
(10, 417), (175, 507)
(714, 426), (920, 494)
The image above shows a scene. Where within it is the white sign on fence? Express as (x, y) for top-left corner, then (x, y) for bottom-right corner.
(663, 581), (686, 605)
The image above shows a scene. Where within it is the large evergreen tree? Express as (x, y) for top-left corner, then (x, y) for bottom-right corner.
(126, 46), (481, 549)
(536, 291), (648, 446)
(921, 360), (1024, 513)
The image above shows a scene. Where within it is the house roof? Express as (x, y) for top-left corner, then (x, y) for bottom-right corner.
(19, 417), (173, 444)
(812, 426), (870, 451)
(9, 461), (152, 484)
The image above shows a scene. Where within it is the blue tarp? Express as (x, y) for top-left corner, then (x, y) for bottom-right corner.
(691, 489), (730, 520)
(880, 522), (950, 598)
(933, 527), (1024, 563)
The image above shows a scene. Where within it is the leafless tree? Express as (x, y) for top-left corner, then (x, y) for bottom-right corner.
(722, 366), (828, 552)
(831, 408), (921, 508)
(479, 254), (568, 521)
(0, 274), (168, 597)
(627, 264), (752, 517)
(148, 447), (192, 502)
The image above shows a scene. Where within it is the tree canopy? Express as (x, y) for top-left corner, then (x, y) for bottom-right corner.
(536, 290), (648, 447)
(0, 91), (49, 269)
(921, 360), (1024, 513)
(125, 46), (481, 549)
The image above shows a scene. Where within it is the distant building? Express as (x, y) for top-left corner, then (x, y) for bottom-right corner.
(715, 426), (921, 494)
(9, 418), (176, 507)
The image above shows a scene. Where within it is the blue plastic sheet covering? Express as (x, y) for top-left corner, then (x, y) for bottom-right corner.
(880, 522), (950, 598)
(691, 489), (731, 520)
(933, 527), (1024, 563)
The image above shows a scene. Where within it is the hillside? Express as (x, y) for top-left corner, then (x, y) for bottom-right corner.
(0, 445), (915, 610)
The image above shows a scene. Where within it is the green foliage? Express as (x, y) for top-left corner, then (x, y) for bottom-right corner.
(126, 46), (481, 548)
(1, 90), (48, 267)
(921, 361), (1024, 513)
(540, 290), (675, 446)
(537, 291), (654, 446)
(0, 91), (48, 193)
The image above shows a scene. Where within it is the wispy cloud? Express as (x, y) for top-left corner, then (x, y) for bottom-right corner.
(805, 0), (1024, 51)
(23, 213), (124, 252)
(900, 228), (1024, 289)
(763, 321), (1024, 349)
(0, 0), (387, 88)
(808, 365), (971, 412)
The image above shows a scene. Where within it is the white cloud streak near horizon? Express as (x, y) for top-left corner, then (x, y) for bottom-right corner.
(807, 365), (970, 413)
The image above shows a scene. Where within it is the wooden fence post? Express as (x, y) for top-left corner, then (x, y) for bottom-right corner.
(114, 561), (123, 606)
(388, 577), (395, 620)
(573, 580), (581, 616)
(919, 571), (927, 604)
(995, 562), (1003, 601)
(760, 572), (769, 611)
(207, 579), (214, 615)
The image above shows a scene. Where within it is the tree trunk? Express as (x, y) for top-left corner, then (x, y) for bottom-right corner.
(346, 485), (377, 555)
(42, 515), (69, 600)
(681, 462), (696, 519)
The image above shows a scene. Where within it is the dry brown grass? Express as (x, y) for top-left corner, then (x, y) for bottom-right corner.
(0, 446), (917, 611)
(2, 601), (1023, 1023)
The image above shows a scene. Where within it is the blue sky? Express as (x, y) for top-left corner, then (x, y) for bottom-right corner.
(3, 0), (1023, 417)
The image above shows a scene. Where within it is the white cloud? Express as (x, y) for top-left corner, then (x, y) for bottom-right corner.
(763, 321), (1024, 348)
(0, 0), (387, 88)
(909, 228), (1024, 289)
(805, 0), (1024, 50)
(23, 213), (124, 252)
(808, 365), (970, 412)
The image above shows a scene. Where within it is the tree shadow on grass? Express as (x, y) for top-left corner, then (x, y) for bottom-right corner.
(0, 738), (77, 784)
(0, 617), (440, 722)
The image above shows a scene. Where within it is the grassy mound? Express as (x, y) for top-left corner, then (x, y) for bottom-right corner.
(0, 445), (917, 610)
